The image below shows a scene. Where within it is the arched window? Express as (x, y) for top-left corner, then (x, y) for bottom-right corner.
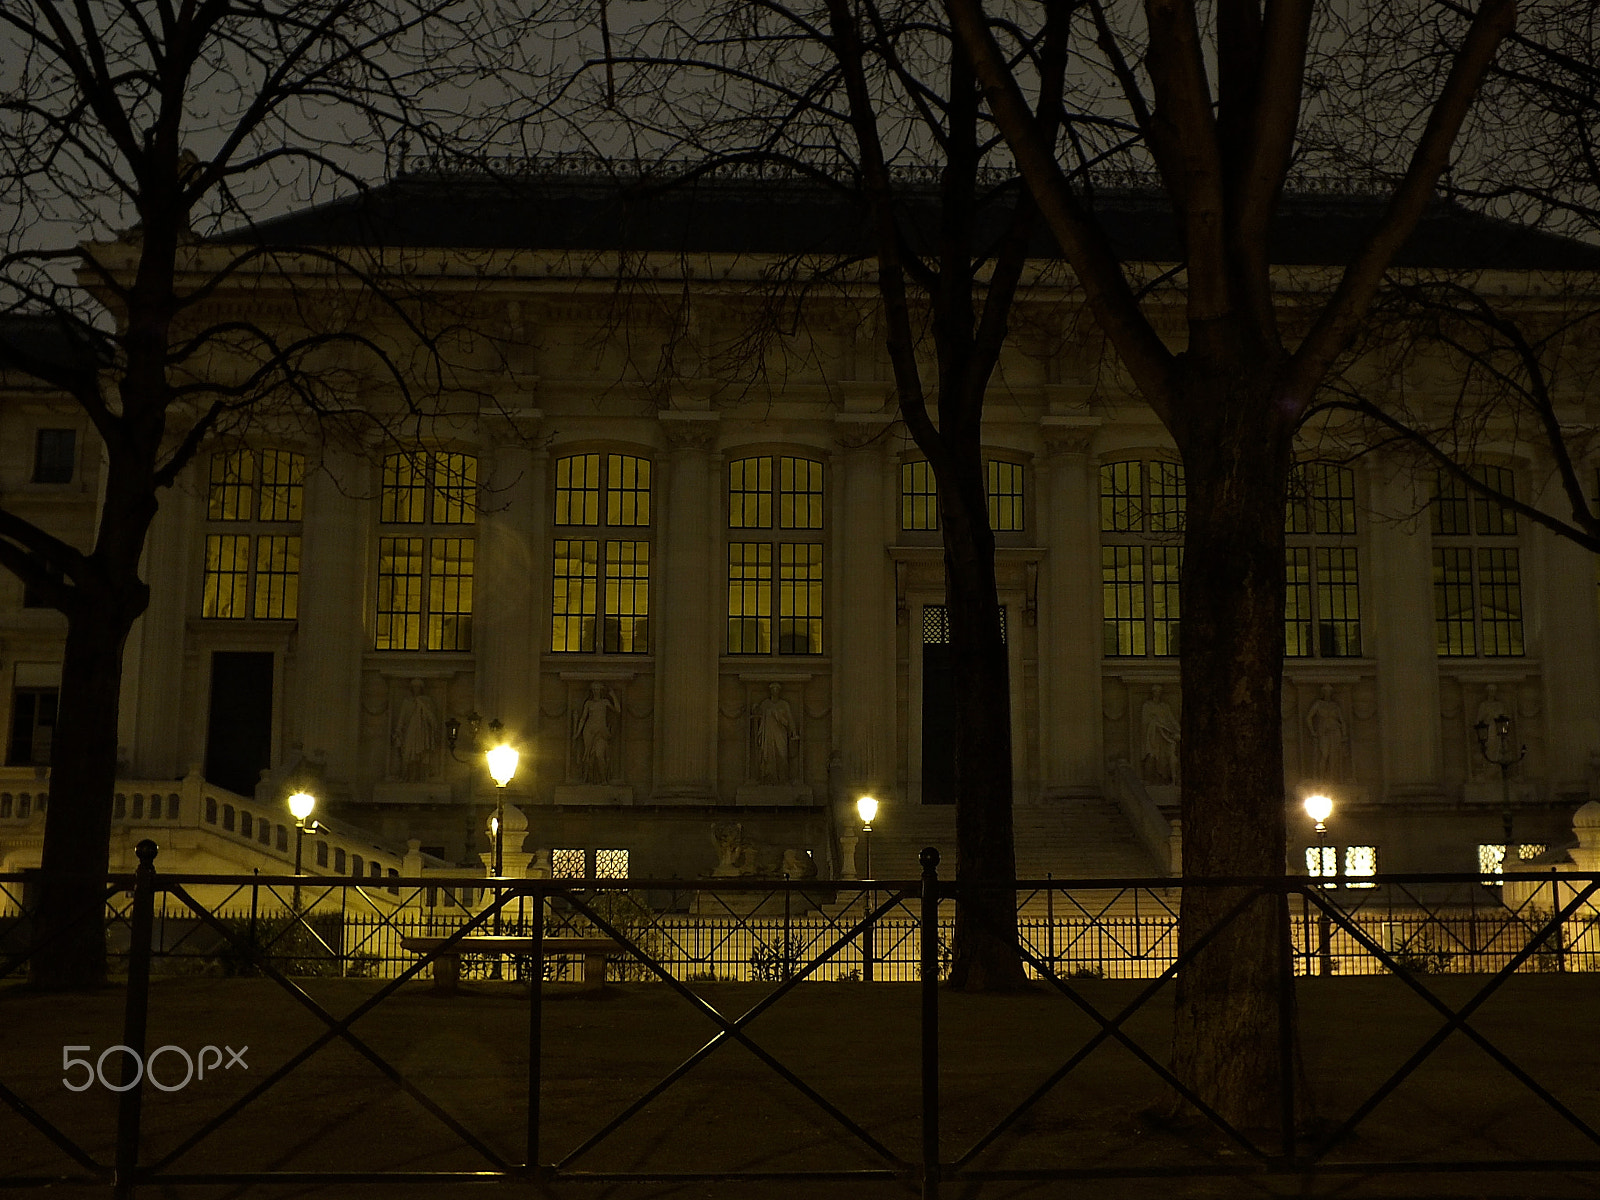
(1100, 459), (1183, 656)
(201, 449), (304, 620)
(376, 451), (476, 651)
(551, 452), (652, 653)
(1285, 464), (1362, 657)
(727, 455), (824, 655)
(1431, 466), (1523, 656)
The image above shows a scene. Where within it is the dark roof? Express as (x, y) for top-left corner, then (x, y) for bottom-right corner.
(220, 171), (1600, 273)
(0, 312), (110, 381)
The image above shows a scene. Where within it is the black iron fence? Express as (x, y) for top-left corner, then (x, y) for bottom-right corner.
(3, 844), (1600, 1197)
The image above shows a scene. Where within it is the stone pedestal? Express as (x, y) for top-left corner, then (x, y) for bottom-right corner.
(837, 833), (859, 880)
(550, 784), (634, 805)
(734, 784), (814, 807)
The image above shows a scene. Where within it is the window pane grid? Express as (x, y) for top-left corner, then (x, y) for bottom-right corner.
(727, 543), (773, 653)
(257, 451), (305, 522)
(1150, 547), (1181, 656)
(1432, 547), (1476, 656)
(779, 457), (823, 529)
(207, 452), (254, 521)
(376, 537), (424, 650)
(595, 849), (630, 879)
(431, 453), (477, 525)
(603, 540), (650, 653)
(253, 535), (300, 620)
(381, 454), (427, 523)
(987, 460), (1025, 532)
(606, 454), (651, 527)
(1099, 462), (1141, 532)
(1101, 546), (1146, 656)
(902, 461), (938, 530)
(729, 457), (773, 528)
(1478, 548), (1524, 656)
(778, 542), (823, 654)
(1472, 465), (1517, 535)
(552, 539), (599, 653)
(1315, 547), (1362, 656)
(427, 538), (474, 651)
(202, 535), (251, 618)
(555, 454), (601, 526)
(1148, 462), (1186, 534)
(1285, 547), (1313, 657)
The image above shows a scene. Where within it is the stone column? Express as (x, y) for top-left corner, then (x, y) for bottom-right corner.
(1367, 457), (1445, 800)
(1037, 419), (1103, 797)
(293, 445), (367, 786)
(475, 413), (543, 773)
(1532, 518), (1600, 788)
(831, 425), (896, 815)
(125, 475), (199, 778)
(652, 413), (720, 800)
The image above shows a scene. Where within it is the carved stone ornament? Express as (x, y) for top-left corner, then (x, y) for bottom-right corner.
(659, 412), (719, 452)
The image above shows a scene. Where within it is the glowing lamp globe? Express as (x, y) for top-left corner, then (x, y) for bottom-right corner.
(856, 795), (879, 826)
(287, 791), (317, 822)
(1304, 793), (1333, 825)
(486, 743), (520, 788)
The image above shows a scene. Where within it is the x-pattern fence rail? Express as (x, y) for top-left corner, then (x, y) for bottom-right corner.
(3, 841), (1600, 1197)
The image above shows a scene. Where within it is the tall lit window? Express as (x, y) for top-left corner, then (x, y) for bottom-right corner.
(1432, 467), (1523, 657)
(987, 460), (1025, 531)
(551, 452), (651, 653)
(376, 451), (476, 651)
(901, 460), (938, 531)
(1285, 464), (1361, 657)
(1100, 459), (1183, 656)
(728, 455), (823, 654)
(201, 449), (304, 620)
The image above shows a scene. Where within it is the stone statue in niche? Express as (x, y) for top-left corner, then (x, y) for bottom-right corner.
(752, 683), (799, 784)
(1472, 684), (1514, 779)
(391, 678), (439, 781)
(572, 682), (621, 783)
(1305, 684), (1349, 781)
(1140, 685), (1181, 785)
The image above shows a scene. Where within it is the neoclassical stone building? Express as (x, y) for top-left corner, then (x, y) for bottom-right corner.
(5, 171), (1600, 887)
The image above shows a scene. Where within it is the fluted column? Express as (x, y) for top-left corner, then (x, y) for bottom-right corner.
(124, 472), (198, 777)
(1037, 419), (1103, 795)
(294, 445), (367, 784)
(475, 414), (544, 775)
(1367, 457), (1445, 800)
(652, 413), (720, 799)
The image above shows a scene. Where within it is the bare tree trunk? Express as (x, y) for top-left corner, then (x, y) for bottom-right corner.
(33, 598), (139, 987)
(1169, 382), (1296, 1133)
(940, 451), (1027, 990)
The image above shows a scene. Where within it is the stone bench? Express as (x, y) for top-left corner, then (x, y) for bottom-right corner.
(400, 935), (623, 993)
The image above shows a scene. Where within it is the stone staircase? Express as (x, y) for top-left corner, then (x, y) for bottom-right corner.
(848, 796), (1173, 918)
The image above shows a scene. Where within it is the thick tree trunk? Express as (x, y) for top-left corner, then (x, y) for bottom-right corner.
(1169, 383), (1296, 1135)
(32, 594), (138, 987)
(941, 454), (1028, 990)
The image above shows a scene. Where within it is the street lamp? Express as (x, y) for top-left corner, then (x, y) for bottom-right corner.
(856, 795), (878, 983)
(856, 795), (878, 879)
(1303, 792), (1334, 975)
(484, 729), (519, 955)
(287, 790), (319, 912)
(485, 733), (520, 879)
(1475, 713), (1527, 868)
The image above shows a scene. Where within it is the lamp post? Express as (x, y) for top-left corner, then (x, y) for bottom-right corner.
(1475, 713), (1527, 868)
(856, 794), (878, 880)
(484, 730), (520, 952)
(1304, 793), (1334, 976)
(856, 795), (878, 983)
(287, 790), (318, 914)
